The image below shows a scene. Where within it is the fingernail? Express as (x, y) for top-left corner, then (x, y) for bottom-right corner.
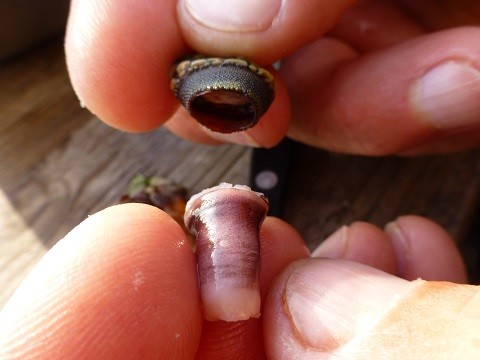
(311, 225), (349, 258)
(413, 61), (480, 130)
(284, 260), (407, 351)
(385, 220), (411, 277)
(185, 0), (281, 32)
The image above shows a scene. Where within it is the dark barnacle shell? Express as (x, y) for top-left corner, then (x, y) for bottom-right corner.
(170, 56), (275, 134)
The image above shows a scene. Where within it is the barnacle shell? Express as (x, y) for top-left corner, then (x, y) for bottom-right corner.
(184, 183), (269, 321)
(171, 57), (275, 134)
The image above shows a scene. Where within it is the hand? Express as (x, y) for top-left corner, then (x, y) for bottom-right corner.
(1, 204), (476, 359)
(65, 0), (480, 154)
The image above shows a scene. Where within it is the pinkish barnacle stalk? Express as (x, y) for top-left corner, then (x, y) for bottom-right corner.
(184, 183), (269, 321)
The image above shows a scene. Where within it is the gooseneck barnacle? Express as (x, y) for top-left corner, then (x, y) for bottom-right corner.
(171, 56), (275, 134)
(184, 183), (269, 321)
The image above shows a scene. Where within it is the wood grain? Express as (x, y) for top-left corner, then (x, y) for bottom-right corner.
(284, 146), (480, 248)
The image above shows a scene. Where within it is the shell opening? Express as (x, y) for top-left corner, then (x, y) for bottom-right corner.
(190, 90), (256, 133)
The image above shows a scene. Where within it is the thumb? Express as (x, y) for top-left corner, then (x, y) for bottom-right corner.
(0, 204), (202, 359)
(176, 0), (356, 63)
(173, 0), (356, 147)
(264, 259), (480, 359)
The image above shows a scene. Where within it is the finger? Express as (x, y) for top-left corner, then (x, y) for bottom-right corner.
(196, 217), (309, 359)
(330, 0), (425, 51)
(264, 259), (480, 358)
(312, 222), (397, 274)
(0, 204), (202, 359)
(259, 217), (310, 298)
(312, 217), (467, 282)
(282, 27), (480, 155)
(176, 0), (357, 63)
(385, 215), (467, 283)
(65, 0), (187, 132)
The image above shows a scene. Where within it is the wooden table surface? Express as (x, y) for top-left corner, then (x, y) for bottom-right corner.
(2, 40), (480, 307)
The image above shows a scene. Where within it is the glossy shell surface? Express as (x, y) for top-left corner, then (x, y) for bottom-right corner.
(184, 183), (269, 321)
(171, 57), (275, 134)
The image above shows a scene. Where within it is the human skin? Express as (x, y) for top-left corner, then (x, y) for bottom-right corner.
(65, 0), (480, 154)
(0, 205), (475, 359)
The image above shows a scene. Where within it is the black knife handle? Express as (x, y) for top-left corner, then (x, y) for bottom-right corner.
(249, 139), (293, 217)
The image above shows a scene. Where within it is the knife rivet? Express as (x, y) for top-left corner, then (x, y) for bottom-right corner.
(254, 170), (278, 190)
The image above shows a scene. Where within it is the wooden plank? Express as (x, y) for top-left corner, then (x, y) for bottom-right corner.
(0, 190), (46, 307)
(0, 40), (90, 189)
(283, 145), (480, 251)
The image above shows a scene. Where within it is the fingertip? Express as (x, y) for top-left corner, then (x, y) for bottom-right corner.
(0, 203), (202, 359)
(65, 0), (187, 132)
(312, 222), (397, 274)
(410, 60), (480, 134)
(385, 215), (467, 283)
